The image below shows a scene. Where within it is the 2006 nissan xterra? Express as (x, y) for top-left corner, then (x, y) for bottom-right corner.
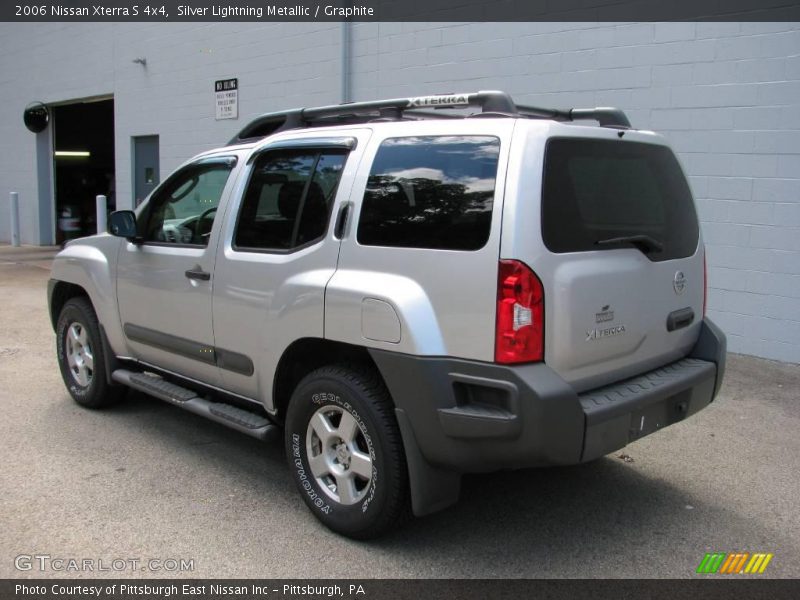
(48, 91), (726, 539)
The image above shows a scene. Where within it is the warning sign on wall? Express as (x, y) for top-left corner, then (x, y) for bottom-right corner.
(215, 78), (238, 120)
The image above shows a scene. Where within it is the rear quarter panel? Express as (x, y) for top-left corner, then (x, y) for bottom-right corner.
(326, 119), (516, 361)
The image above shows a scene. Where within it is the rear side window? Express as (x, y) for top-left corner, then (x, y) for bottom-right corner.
(357, 136), (500, 251)
(234, 150), (347, 251)
(542, 138), (699, 261)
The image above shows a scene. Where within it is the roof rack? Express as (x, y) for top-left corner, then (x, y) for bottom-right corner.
(228, 90), (631, 145)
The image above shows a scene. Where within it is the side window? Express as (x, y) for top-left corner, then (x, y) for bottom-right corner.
(357, 136), (500, 251)
(143, 160), (234, 246)
(234, 149), (347, 251)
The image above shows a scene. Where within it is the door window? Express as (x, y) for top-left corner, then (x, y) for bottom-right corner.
(143, 159), (235, 246)
(234, 149), (347, 251)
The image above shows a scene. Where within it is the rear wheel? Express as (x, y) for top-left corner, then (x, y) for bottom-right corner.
(285, 365), (410, 539)
(56, 297), (122, 408)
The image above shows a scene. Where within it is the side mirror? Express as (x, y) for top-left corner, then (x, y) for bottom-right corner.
(109, 210), (139, 241)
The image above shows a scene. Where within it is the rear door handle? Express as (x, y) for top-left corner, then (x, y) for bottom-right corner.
(334, 202), (352, 239)
(185, 268), (211, 281)
(666, 307), (694, 332)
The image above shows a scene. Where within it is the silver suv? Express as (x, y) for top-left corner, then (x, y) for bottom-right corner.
(48, 91), (726, 539)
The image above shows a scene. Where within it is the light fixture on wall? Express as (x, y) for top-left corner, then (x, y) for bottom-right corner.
(54, 151), (91, 158)
(24, 101), (49, 133)
(132, 57), (147, 67)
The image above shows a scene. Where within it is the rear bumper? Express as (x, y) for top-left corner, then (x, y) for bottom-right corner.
(370, 317), (726, 514)
(579, 357), (715, 461)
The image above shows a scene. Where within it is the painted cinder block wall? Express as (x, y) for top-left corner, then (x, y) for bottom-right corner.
(0, 22), (798, 363)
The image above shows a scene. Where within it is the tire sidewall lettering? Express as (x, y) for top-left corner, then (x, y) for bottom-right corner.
(291, 432), (332, 515)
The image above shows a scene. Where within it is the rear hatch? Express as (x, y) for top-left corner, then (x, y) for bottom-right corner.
(538, 135), (704, 392)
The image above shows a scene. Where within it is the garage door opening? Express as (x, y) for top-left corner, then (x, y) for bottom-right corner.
(53, 98), (115, 244)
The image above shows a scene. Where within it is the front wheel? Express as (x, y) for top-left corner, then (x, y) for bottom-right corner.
(56, 297), (122, 408)
(285, 365), (410, 539)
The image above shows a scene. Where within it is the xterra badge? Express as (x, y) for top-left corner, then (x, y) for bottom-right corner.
(407, 94), (470, 107)
(586, 325), (626, 341)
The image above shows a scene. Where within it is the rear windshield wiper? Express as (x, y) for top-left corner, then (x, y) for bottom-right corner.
(595, 234), (664, 254)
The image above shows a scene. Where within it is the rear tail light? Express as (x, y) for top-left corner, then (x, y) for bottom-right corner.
(703, 248), (708, 317)
(495, 259), (544, 364)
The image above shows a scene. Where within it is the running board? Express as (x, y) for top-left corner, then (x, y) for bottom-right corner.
(112, 369), (277, 441)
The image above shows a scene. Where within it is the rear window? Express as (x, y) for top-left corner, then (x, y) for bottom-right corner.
(542, 138), (699, 261)
(357, 135), (500, 251)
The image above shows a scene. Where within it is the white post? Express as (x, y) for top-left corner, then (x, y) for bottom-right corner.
(96, 194), (107, 234)
(10, 192), (20, 247)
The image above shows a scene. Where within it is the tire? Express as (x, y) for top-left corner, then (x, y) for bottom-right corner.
(56, 297), (122, 409)
(285, 364), (410, 539)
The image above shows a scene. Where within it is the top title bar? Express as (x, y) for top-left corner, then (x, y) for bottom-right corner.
(4, 0), (800, 22)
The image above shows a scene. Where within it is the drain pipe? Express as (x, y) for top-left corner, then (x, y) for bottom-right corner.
(341, 20), (351, 103)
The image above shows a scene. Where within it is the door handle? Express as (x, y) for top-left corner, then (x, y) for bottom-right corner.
(185, 268), (211, 281)
(666, 307), (694, 332)
(334, 202), (352, 239)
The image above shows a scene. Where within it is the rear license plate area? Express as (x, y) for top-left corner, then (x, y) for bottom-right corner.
(628, 393), (690, 442)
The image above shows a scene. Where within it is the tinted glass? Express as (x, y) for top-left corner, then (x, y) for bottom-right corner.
(542, 138), (699, 261)
(357, 136), (500, 251)
(296, 153), (347, 245)
(234, 150), (346, 251)
(144, 162), (233, 246)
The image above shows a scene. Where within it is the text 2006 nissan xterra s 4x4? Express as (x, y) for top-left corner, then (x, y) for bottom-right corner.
(48, 91), (726, 539)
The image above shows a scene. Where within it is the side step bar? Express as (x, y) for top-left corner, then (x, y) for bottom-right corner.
(112, 369), (277, 441)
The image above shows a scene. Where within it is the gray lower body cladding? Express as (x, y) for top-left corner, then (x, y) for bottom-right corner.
(369, 318), (726, 515)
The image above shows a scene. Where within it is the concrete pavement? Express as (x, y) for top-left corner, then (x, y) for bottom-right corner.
(0, 244), (60, 270)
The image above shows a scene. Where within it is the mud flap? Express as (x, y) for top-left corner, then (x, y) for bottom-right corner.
(395, 408), (461, 517)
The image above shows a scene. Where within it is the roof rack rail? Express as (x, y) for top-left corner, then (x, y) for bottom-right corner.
(516, 105), (631, 129)
(228, 91), (631, 145)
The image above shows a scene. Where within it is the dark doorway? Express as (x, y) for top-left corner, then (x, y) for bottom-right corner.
(53, 99), (115, 243)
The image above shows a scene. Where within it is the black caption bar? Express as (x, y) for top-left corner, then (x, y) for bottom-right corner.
(3, 0), (800, 22)
(3, 579), (800, 600)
